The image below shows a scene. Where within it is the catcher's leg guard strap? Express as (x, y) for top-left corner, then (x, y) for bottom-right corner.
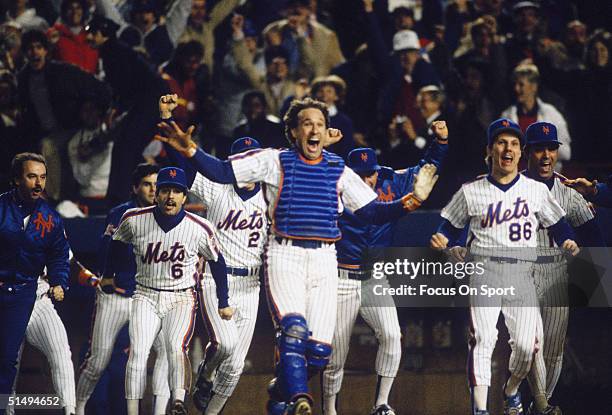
(277, 314), (309, 400)
(306, 339), (332, 370)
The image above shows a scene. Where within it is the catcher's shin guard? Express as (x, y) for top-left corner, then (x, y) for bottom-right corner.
(276, 314), (310, 401)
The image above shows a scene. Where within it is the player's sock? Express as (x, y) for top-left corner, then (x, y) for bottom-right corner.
(374, 375), (394, 406)
(504, 374), (522, 397)
(205, 393), (229, 415)
(322, 394), (337, 415)
(533, 393), (549, 412)
(173, 388), (187, 402)
(127, 399), (139, 415)
(75, 401), (86, 415)
(472, 385), (488, 411)
(64, 405), (75, 415)
(153, 394), (170, 415)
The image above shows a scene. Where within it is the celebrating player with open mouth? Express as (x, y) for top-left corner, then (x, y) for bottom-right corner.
(430, 118), (579, 415)
(156, 97), (436, 415)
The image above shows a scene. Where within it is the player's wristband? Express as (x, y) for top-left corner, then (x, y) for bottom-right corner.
(400, 192), (422, 211)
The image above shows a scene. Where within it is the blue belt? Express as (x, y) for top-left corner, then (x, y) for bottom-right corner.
(489, 256), (519, 264)
(137, 282), (194, 292)
(226, 267), (260, 277)
(275, 236), (332, 249)
(535, 255), (564, 264)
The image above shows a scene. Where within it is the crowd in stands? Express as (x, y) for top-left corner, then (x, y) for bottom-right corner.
(1, 0), (611, 213)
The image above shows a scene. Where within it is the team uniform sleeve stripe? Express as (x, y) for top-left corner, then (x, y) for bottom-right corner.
(118, 206), (155, 225)
(227, 148), (265, 161)
(186, 213), (214, 237)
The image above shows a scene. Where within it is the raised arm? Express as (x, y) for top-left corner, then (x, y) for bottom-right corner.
(165, 0), (193, 46)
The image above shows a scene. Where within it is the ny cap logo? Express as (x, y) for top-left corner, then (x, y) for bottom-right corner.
(502, 120), (510, 127)
(542, 126), (550, 135)
(244, 138), (252, 146)
(360, 152), (368, 162)
(169, 169), (177, 178)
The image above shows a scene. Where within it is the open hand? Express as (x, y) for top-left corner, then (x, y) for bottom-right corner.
(564, 177), (597, 198)
(155, 121), (197, 158)
(413, 164), (439, 201)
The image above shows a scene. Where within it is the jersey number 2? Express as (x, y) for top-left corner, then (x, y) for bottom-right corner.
(248, 232), (260, 248)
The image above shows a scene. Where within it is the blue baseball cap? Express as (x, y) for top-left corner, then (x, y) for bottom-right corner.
(348, 148), (381, 174)
(231, 137), (261, 155)
(487, 118), (523, 146)
(525, 122), (562, 148)
(157, 167), (188, 193)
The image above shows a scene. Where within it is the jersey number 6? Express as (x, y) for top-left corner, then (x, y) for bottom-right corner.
(509, 222), (532, 242)
(171, 263), (183, 279)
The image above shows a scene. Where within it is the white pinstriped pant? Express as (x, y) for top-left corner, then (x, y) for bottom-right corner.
(77, 290), (169, 404)
(468, 259), (541, 387)
(8, 295), (76, 414)
(532, 259), (569, 399)
(125, 287), (196, 400)
(200, 273), (260, 397)
(264, 237), (339, 344)
(322, 273), (402, 397)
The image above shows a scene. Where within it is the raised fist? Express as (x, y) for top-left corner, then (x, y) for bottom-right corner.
(431, 120), (448, 140)
(159, 94), (179, 119)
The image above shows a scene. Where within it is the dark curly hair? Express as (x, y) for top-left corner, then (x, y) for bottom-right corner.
(282, 97), (330, 144)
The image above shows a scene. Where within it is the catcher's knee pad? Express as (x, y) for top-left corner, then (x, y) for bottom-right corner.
(305, 339), (331, 371)
(276, 314), (309, 400)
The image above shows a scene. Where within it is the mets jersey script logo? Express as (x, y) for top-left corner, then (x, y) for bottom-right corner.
(141, 241), (186, 264)
(33, 212), (54, 238)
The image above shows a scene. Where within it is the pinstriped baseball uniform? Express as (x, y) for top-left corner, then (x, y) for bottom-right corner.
(441, 174), (566, 388)
(76, 201), (169, 415)
(113, 206), (220, 403)
(529, 173), (594, 399)
(231, 148), (376, 344)
(7, 277), (75, 415)
(190, 172), (267, 402)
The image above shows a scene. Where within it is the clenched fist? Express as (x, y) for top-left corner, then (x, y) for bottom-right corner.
(218, 307), (234, 320)
(431, 120), (448, 140)
(325, 128), (343, 147)
(159, 94), (179, 119)
(561, 239), (580, 257)
(413, 164), (439, 201)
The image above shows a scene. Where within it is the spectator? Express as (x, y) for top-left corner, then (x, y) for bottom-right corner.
(580, 30), (612, 160)
(234, 43), (296, 118)
(67, 99), (114, 214)
(262, 0), (345, 79)
(160, 40), (214, 131)
(5, 0), (49, 32)
(216, 13), (266, 141)
(454, 16), (509, 109)
(0, 23), (24, 72)
(0, 70), (24, 193)
(383, 85), (447, 169)
(444, 0), (481, 53)
(179, 0), (242, 73)
(85, 16), (169, 204)
(113, 0), (192, 65)
(229, 90), (286, 157)
(562, 20), (588, 71)
(17, 29), (111, 199)
(47, 0), (98, 73)
(310, 74), (355, 158)
(504, 1), (546, 70)
(501, 63), (571, 167)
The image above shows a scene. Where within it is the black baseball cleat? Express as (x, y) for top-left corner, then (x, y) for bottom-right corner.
(192, 361), (214, 411)
(526, 402), (562, 415)
(370, 403), (396, 415)
(169, 399), (188, 415)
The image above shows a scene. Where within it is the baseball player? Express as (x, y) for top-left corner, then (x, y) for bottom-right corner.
(430, 118), (579, 415)
(159, 94), (268, 414)
(522, 122), (604, 415)
(76, 164), (171, 415)
(322, 122), (448, 415)
(156, 97), (436, 415)
(0, 153), (69, 415)
(109, 166), (232, 415)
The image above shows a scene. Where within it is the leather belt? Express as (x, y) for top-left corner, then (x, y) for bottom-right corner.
(137, 282), (194, 292)
(226, 267), (260, 277)
(275, 236), (332, 249)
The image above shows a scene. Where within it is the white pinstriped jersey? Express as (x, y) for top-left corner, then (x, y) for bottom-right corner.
(535, 173), (594, 256)
(113, 206), (220, 290)
(190, 173), (267, 268)
(230, 148), (377, 233)
(441, 174), (566, 259)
